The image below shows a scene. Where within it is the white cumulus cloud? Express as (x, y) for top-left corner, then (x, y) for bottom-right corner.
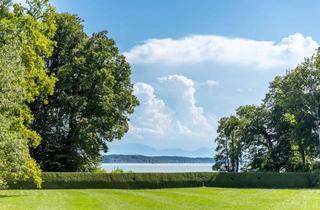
(129, 82), (172, 136)
(124, 33), (318, 69)
(129, 75), (216, 140)
(158, 75), (215, 137)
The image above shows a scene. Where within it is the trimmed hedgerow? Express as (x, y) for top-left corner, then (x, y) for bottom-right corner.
(206, 172), (311, 188)
(8, 172), (313, 189)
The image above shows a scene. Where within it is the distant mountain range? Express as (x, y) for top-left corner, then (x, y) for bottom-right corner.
(102, 154), (214, 163)
(107, 143), (213, 157)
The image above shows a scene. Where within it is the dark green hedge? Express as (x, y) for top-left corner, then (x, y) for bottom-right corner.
(206, 172), (311, 188)
(9, 172), (313, 189)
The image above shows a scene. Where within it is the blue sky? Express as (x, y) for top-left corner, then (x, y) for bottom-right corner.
(46, 0), (320, 156)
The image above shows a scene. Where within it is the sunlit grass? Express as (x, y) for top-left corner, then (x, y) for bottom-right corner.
(1, 187), (320, 210)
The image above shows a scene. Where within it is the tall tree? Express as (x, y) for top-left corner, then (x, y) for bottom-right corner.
(236, 105), (293, 172)
(31, 14), (139, 172)
(214, 116), (243, 172)
(0, 0), (56, 187)
(0, 39), (41, 188)
(214, 104), (296, 172)
(214, 50), (320, 172)
(266, 55), (320, 170)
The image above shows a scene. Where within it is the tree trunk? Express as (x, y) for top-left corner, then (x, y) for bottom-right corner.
(299, 142), (306, 171)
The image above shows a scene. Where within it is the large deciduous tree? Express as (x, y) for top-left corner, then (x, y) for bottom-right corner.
(268, 55), (320, 170)
(0, 40), (42, 188)
(31, 14), (138, 172)
(213, 116), (243, 172)
(0, 0), (56, 187)
(214, 49), (320, 172)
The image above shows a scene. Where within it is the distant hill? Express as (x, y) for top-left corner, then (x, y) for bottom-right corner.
(107, 143), (213, 157)
(102, 154), (214, 163)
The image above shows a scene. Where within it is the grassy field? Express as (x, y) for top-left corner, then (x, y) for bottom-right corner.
(1, 187), (320, 210)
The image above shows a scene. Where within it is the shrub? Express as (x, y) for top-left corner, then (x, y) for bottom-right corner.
(206, 172), (311, 188)
(111, 168), (125, 174)
(8, 172), (313, 189)
(93, 167), (108, 173)
(309, 170), (320, 187)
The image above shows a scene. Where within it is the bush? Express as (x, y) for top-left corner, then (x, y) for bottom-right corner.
(111, 168), (125, 174)
(309, 170), (320, 187)
(206, 172), (311, 188)
(312, 160), (320, 171)
(8, 172), (313, 189)
(93, 167), (108, 173)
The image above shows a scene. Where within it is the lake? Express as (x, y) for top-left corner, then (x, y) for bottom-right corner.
(102, 163), (214, 173)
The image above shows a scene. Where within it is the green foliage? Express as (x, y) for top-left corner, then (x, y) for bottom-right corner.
(0, 0), (57, 188)
(213, 116), (244, 172)
(0, 39), (41, 188)
(31, 13), (138, 172)
(215, 49), (320, 172)
(309, 170), (320, 187)
(0, 1), (137, 181)
(111, 168), (125, 174)
(8, 172), (312, 189)
(93, 167), (108, 173)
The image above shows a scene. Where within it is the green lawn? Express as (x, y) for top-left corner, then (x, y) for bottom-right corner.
(1, 187), (320, 210)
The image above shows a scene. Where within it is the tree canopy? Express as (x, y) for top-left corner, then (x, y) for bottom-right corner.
(0, 0), (138, 187)
(214, 50), (320, 172)
(31, 13), (138, 172)
(0, 0), (56, 187)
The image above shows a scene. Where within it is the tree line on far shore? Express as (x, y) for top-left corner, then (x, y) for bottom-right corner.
(214, 50), (320, 172)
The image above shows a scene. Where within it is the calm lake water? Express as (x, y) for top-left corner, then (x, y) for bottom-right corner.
(102, 163), (214, 173)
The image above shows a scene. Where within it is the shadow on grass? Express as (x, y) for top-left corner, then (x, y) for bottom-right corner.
(0, 194), (29, 199)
